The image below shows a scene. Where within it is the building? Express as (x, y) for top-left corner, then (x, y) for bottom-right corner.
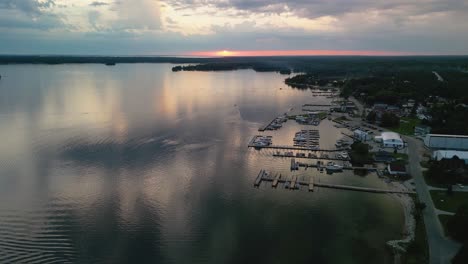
(433, 150), (468, 164)
(373, 151), (395, 163)
(414, 125), (431, 136)
(354, 129), (370, 141)
(387, 163), (407, 175)
(424, 134), (468, 150)
(375, 132), (405, 149)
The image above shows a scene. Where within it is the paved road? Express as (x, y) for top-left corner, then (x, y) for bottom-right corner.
(347, 97), (460, 263)
(405, 136), (460, 264)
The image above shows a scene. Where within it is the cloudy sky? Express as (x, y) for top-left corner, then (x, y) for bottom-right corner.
(1, 0), (468, 55)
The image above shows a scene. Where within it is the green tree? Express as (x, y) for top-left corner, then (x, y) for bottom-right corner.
(452, 243), (468, 264)
(447, 204), (468, 242)
(381, 112), (399, 127)
(366, 111), (377, 123)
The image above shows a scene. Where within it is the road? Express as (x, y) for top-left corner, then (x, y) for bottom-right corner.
(347, 97), (460, 263)
(405, 136), (460, 264)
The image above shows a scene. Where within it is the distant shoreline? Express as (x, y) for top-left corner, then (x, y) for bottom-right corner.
(1, 55), (467, 65)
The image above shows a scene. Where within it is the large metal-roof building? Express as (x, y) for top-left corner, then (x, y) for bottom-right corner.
(424, 134), (468, 150)
(433, 150), (468, 164)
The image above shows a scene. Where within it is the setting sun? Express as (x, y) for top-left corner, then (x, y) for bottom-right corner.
(216, 50), (235, 56)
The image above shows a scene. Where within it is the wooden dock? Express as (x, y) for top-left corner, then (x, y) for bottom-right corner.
(252, 170), (413, 194)
(273, 153), (350, 161)
(303, 104), (333, 107)
(248, 143), (347, 152)
(313, 182), (415, 194)
(308, 177), (314, 192)
(258, 119), (276, 132)
(272, 173), (281, 188)
(254, 170), (264, 187)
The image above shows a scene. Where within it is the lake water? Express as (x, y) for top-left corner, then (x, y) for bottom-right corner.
(0, 64), (403, 263)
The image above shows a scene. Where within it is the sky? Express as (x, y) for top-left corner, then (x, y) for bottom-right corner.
(1, 0), (468, 56)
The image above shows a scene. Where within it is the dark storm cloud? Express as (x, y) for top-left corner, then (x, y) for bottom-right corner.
(0, 0), (55, 15)
(164, 0), (468, 18)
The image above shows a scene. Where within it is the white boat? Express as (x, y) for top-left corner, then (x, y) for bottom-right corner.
(326, 162), (343, 171)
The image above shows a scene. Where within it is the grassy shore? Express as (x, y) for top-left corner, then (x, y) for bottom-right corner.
(430, 190), (468, 213)
(402, 196), (429, 264)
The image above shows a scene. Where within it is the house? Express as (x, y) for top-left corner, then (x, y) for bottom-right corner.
(387, 163), (407, 175)
(354, 129), (370, 141)
(414, 125), (431, 136)
(373, 151), (395, 163)
(373, 103), (388, 110)
(433, 150), (468, 165)
(375, 132), (405, 149)
(424, 134), (468, 150)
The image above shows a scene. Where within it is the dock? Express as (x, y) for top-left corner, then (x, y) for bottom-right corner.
(248, 143), (347, 152)
(290, 158), (299, 170)
(258, 119), (276, 132)
(303, 104), (333, 107)
(313, 182), (415, 194)
(290, 176), (297, 190)
(254, 170), (265, 187)
(308, 177), (314, 192)
(252, 170), (414, 194)
(272, 173), (281, 188)
(273, 153), (350, 161)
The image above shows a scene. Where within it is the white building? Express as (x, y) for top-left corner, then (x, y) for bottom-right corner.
(354, 129), (370, 141)
(433, 150), (468, 164)
(424, 134), (468, 150)
(375, 132), (405, 149)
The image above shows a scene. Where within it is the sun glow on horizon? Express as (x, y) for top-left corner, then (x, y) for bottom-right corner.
(215, 50), (235, 56)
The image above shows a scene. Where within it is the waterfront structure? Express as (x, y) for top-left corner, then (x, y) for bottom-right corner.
(424, 134), (468, 150)
(433, 150), (468, 164)
(353, 129), (370, 141)
(375, 132), (404, 149)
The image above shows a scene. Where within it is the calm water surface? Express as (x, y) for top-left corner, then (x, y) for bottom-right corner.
(0, 64), (403, 263)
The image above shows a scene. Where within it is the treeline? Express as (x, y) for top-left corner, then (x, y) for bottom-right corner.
(284, 74), (345, 88)
(342, 70), (468, 103)
(172, 62), (291, 74)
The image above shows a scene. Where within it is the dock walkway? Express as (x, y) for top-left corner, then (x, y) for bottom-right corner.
(253, 170), (413, 194)
(248, 143), (346, 152)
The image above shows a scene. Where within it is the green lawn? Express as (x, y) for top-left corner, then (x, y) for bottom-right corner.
(390, 117), (421, 136)
(438, 215), (453, 236)
(430, 190), (468, 213)
(393, 153), (409, 164)
(318, 112), (328, 119)
(333, 116), (350, 122)
(423, 171), (448, 188)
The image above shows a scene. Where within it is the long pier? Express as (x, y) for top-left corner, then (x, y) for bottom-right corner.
(302, 108), (331, 112)
(258, 118), (277, 132)
(303, 104), (333, 107)
(253, 170), (413, 194)
(273, 153), (350, 161)
(248, 143), (347, 152)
